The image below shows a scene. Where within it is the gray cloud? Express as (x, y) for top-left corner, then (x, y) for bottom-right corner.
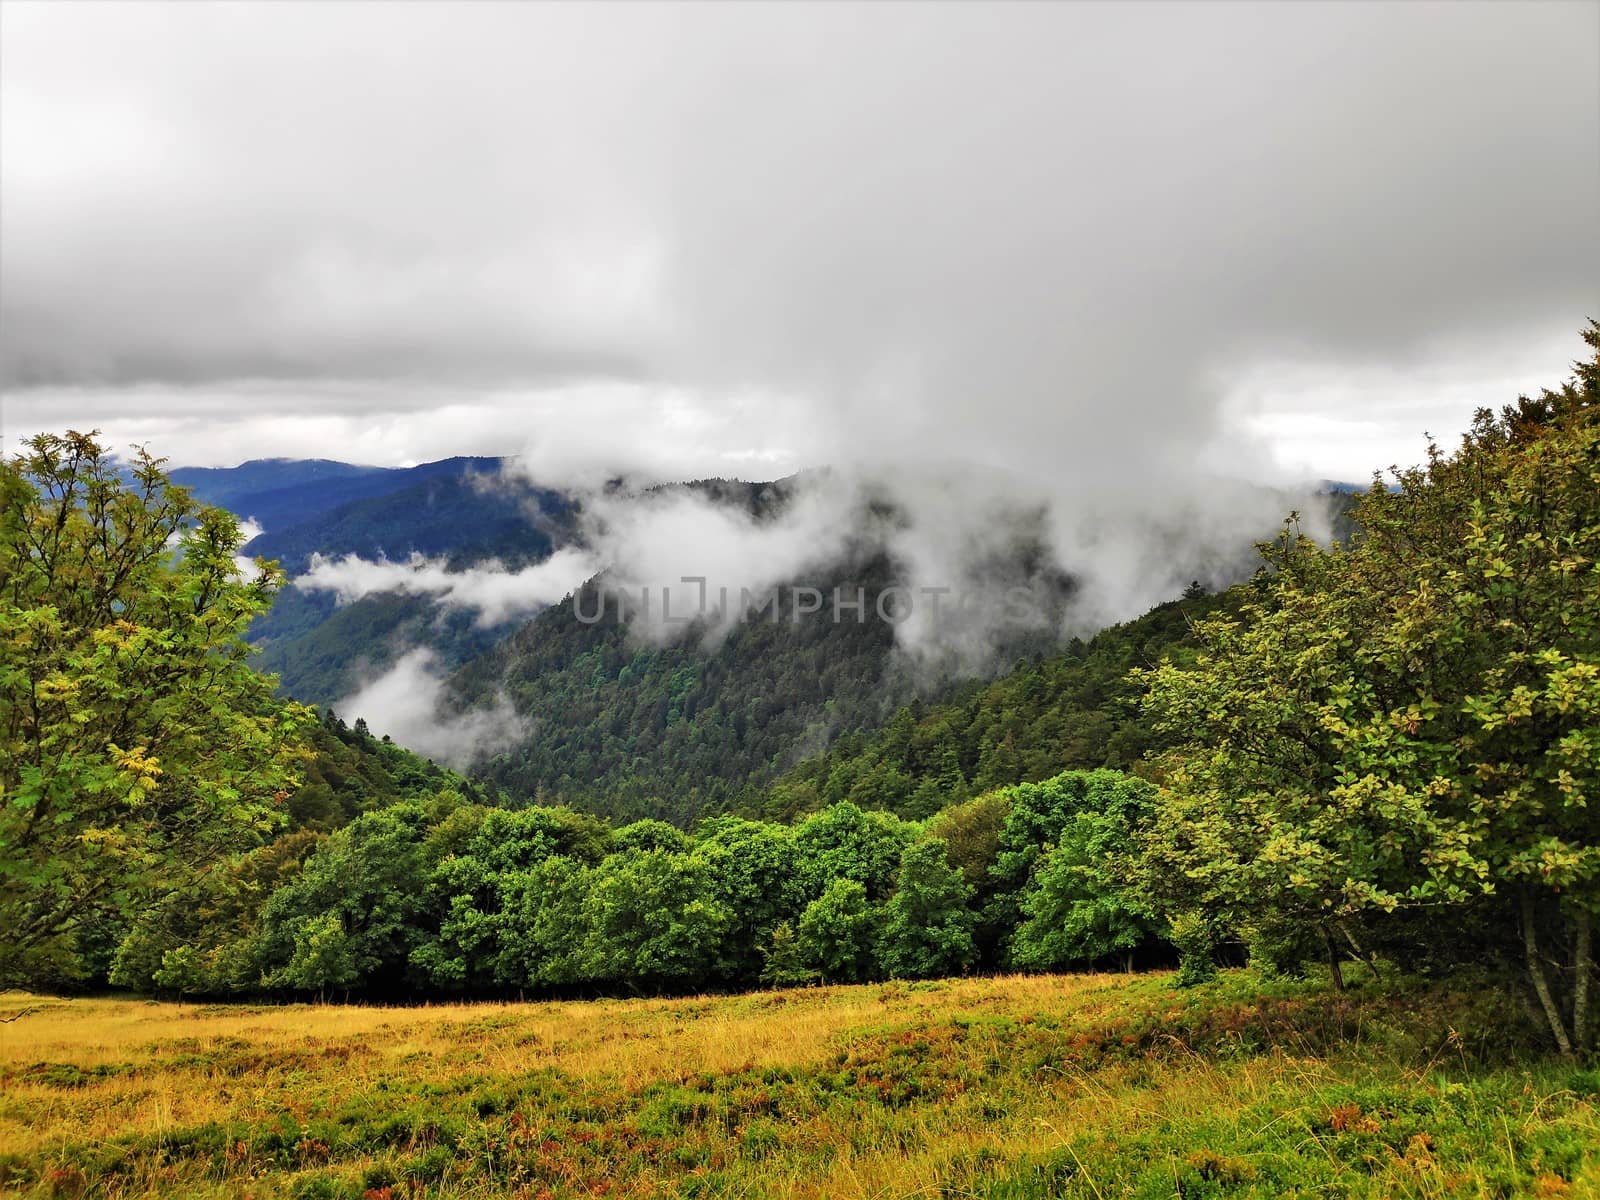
(336, 648), (526, 768)
(296, 547), (599, 627)
(557, 463), (1336, 680)
(3, 2), (1596, 637)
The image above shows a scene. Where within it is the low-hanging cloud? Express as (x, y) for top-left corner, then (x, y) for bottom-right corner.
(3, 2), (1595, 669)
(296, 546), (598, 627)
(336, 648), (525, 767)
(566, 463), (1332, 677)
(578, 478), (862, 638)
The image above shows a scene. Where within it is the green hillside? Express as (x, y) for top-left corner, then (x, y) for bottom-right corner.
(453, 564), (919, 825)
(750, 584), (1240, 822)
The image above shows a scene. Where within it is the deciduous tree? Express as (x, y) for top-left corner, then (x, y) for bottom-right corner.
(0, 432), (309, 986)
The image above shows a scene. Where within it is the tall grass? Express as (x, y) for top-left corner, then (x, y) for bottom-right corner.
(2, 970), (1595, 1198)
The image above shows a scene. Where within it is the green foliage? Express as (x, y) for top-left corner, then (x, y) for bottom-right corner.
(410, 806), (613, 989)
(1138, 324), (1600, 1049)
(758, 590), (1236, 822)
(985, 771), (1153, 941)
(512, 854), (594, 987)
(280, 912), (361, 995)
(1168, 911), (1218, 987)
(797, 878), (882, 984)
(293, 705), (491, 830)
(95, 768), (1173, 998)
(255, 806), (440, 991)
(107, 715), (480, 996)
(793, 801), (917, 902)
(757, 921), (816, 987)
(573, 848), (733, 989)
(611, 818), (691, 855)
(698, 816), (806, 985)
(878, 839), (976, 979)
(109, 830), (323, 994)
(925, 790), (1014, 888)
(459, 565), (915, 825)
(1008, 777), (1158, 970)
(0, 432), (310, 987)
(254, 589), (510, 710)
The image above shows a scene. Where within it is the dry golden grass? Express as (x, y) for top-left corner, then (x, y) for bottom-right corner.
(1, 972), (1596, 1199)
(0, 975), (1118, 1154)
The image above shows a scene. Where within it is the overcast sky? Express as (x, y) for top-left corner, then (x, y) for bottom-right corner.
(2, 1), (1596, 485)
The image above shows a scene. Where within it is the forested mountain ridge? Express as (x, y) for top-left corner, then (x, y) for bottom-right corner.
(186, 464), (799, 710)
(169, 458), (577, 707)
(452, 564), (920, 825)
(242, 468), (574, 575)
(171, 455), (507, 537)
(445, 558), (1210, 826)
(251, 589), (512, 708)
(748, 584), (1240, 822)
(438, 484), (1329, 824)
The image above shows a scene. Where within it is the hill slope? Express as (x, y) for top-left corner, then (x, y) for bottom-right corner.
(174, 458), (578, 708)
(452, 565), (921, 824)
(751, 586), (1239, 821)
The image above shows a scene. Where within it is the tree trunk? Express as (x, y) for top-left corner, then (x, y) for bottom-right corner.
(1574, 907), (1592, 1054)
(1324, 928), (1345, 992)
(1340, 921), (1382, 977)
(1523, 892), (1574, 1057)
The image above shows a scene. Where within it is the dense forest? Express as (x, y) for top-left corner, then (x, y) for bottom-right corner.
(2, 324), (1596, 1061)
(747, 585), (1239, 822)
(455, 566), (916, 825)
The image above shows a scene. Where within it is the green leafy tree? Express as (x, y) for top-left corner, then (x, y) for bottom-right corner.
(254, 806), (435, 992)
(575, 848), (732, 990)
(109, 829), (323, 994)
(925, 789), (1017, 967)
(611, 818), (690, 855)
(1139, 326), (1600, 1052)
(797, 878), (881, 983)
(1009, 779), (1158, 972)
(0, 432), (309, 986)
(925, 790), (1014, 888)
(793, 802), (916, 902)
(280, 912), (361, 997)
(699, 816), (806, 985)
(758, 921), (817, 987)
(516, 855), (595, 987)
(984, 770), (1152, 951)
(410, 805), (611, 989)
(878, 839), (976, 979)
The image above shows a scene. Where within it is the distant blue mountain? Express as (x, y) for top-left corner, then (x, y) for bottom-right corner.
(243, 468), (573, 575)
(170, 455), (506, 534)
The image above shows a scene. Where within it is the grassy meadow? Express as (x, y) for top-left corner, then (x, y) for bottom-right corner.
(3, 971), (1598, 1199)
